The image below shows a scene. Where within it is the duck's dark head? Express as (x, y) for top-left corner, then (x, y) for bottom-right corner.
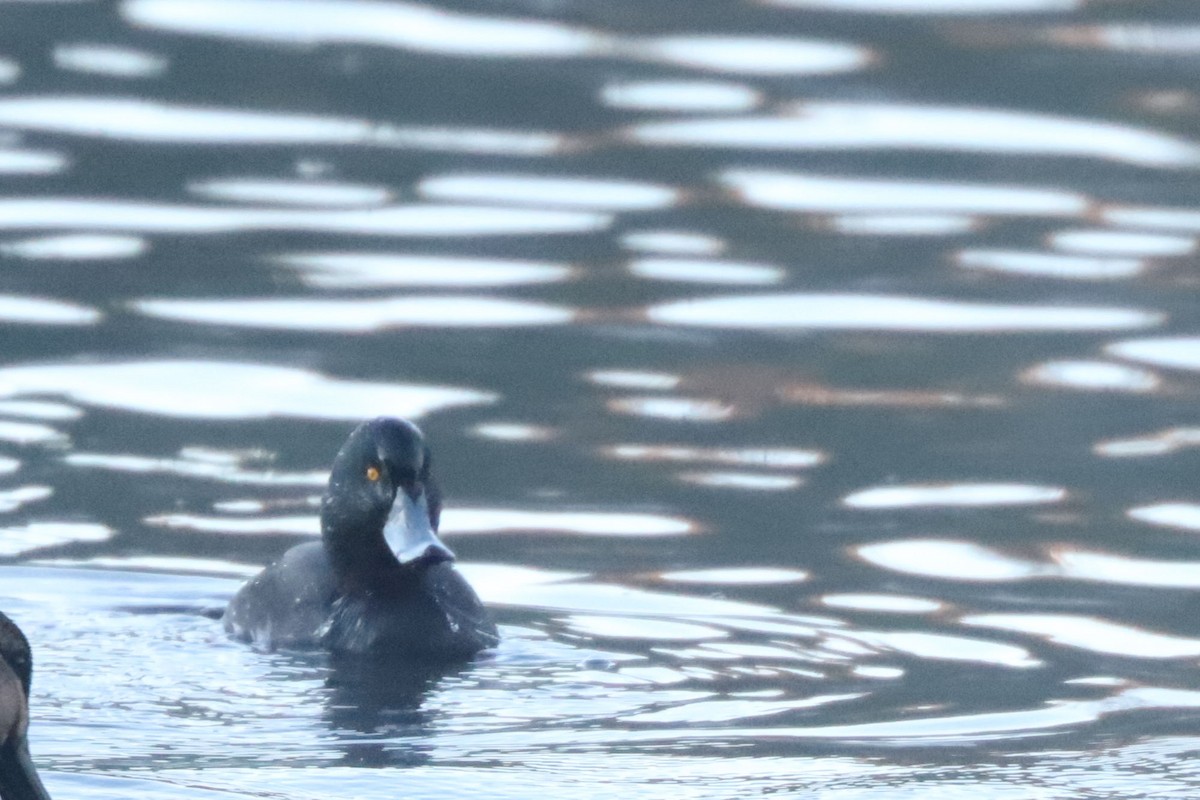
(320, 417), (453, 593)
(0, 611), (52, 800)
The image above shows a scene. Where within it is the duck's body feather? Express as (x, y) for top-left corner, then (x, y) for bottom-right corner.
(224, 541), (496, 658)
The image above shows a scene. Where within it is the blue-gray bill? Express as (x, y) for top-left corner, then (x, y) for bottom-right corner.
(383, 489), (455, 565)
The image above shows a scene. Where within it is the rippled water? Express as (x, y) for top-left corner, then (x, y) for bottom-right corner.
(4, 0), (1200, 797)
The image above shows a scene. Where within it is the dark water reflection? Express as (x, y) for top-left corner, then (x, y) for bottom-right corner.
(3, 0), (1200, 796)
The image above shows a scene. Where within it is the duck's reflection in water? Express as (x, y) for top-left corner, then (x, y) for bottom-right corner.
(320, 655), (472, 768)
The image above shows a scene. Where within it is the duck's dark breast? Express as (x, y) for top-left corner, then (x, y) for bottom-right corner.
(0, 657), (21, 750)
(223, 541), (337, 650)
(0, 680), (51, 800)
(322, 562), (499, 659)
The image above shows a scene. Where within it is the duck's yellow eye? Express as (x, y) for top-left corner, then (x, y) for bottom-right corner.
(365, 466), (381, 482)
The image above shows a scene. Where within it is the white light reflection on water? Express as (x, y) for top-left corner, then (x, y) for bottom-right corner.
(956, 250), (1145, 280)
(1066, 677), (1127, 688)
(7, 558), (872, 786)
(119, 757), (901, 800)
(419, 174), (679, 211)
(854, 666), (904, 680)
(33, 555), (260, 577)
(507, 694), (1195, 751)
(820, 594), (942, 613)
(0, 457), (18, 475)
(470, 422), (557, 442)
(273, 253), (573, 288)
(860, 538), (1200, 589)
(963, 614), (1200, 659)
(1132, 89), (1200, 115)
(600, 81), (762, 113)
(10, 1), (1200, 788)
(648, 294), (1161, 332)
(146, 513), (318, 536)
(0, 96), (384, 143)
(636, 104), (1200, 167)
(0, 485), (52, 513)
(649, 688), (1200, 744)
(0, 294), (101, 325)
(1107, 337), (1200, 372)
(1021, 360), (1160, 393)
(12, 562), (1200, 789)
(827, 214), (978, 236)
(212, 500), (267, 513)
(607, 396), (738, 422)
(0, 401), (81, 420)
(844, 483), (1066, 508)
(461, 564), (784, 622)
(856, 631), (1039, 668)
(566, 615), (727, 642)
(0, 97), (563, 155)
(587, 371), (681, 391)
(630, 36), (870, 76)
(0, 233), (147, 260)
(0, 149), (67, 174)
(443, 509), (696, 537)
(1052, 548), (1200, 589)
(0, 360), (495, 419)
(373, 127), (563, 156)
(1104, 205), (1200, 232)
(604, 445), (825, 471)
(66, 451), (328, 486)
(855, 539), (1047, 581)
(723, 170), (1088, 216)
(1095, 428), (1200, 458)
(123, 0), (601, 56)
(1127, 503), (1200, 532)
(0, 420), (68, 445)
(52, 43), (168, 77)
(623, 693), (862, 724)
(134, 295), (574, 331)
(188, 178), (392, 207)
(0, 198), (611, 236)
(0, 58), (17, 84)
(0, 522), (113, 556)
(859, 537), (1200, 589)
(677, 471), (803, 490)
(628, 257), (784, 285)
(1047, 24), (1200, 54)
(393, 690), (1200, 749)
(124, 1), (870, 77)
(763, 0), (1078, 13)
(464, 568), (839, 670)
(1049, 229), (1197, 257)
(661, 568), (808, 585)
(621, 229), (725, 256)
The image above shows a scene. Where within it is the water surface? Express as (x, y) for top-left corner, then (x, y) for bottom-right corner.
(3, 0), (1200, 797)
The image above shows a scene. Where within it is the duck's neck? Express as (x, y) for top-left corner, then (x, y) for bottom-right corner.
(320, 508), (399, 595)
